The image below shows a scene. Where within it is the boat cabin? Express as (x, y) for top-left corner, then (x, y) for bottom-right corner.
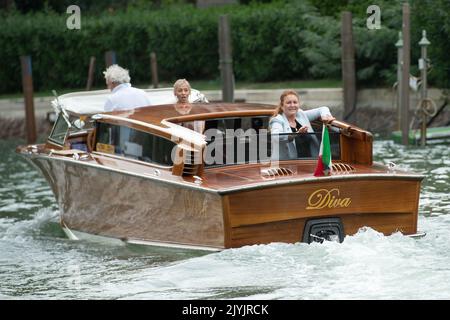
(46, 89), (373, 183)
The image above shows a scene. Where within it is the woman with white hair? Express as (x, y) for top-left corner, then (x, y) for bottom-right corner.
(173, 79), (208, 103)
(103, 64), (151, 111)
(173, 79), (207, 133)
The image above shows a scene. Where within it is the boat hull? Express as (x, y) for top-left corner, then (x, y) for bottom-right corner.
(22, 154), (422, 250)
(223, 178), (421, 248)
(27, 155), (225, 250)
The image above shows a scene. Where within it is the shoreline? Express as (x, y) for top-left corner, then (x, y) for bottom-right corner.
(1, 88), (449, 139)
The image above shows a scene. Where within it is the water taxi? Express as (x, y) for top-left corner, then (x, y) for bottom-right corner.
(16, 88), (425, 251)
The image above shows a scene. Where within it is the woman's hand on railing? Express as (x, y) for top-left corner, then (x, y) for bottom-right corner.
(321, 115), (335, 123)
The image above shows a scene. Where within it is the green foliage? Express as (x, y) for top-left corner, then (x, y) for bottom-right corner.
(231, 1), (315, 81)
(308, 0), (349, 17)
(300, 13), (341, 79)
(1, 0), (194, 14)
(411, 0), (450, 88)
(0, 1), (334, 93)
(1, 0), (450, 94)
(351, 1), (402, 86)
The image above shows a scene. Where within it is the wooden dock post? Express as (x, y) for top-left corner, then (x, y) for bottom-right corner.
(20, 55), (37, 144)
(400, 3), (411, 146)
(218, 15), (234, 102)
(105, 51), (117, 68)
(341, 11), (356, 122)
(419, 30), (431, 146)
(86, 56), (96, 91)
(150, 52), (159, 88)
(395, 32), (403, 131)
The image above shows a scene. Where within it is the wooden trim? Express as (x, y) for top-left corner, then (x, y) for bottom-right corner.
(229, 219), (305, 248)
(339, 131), (373, 165)
(411, 181), (421, 233)
(171, 146), (184, 176)
(96, 118), (174, 141)
(331, 120), (373, 142)
(225, 179), (420, 227)
(96, 117), (206, 150)
(221, 195), (232, 248)
(165, 110), (275, 123)
(91, 151), (173, 170)
(86, 128), (95, 152)
(45, 140), (64, 150)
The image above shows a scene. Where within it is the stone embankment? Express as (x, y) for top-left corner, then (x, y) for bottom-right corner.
(1, 88), (449, 140)
(0, 96), (54, 140)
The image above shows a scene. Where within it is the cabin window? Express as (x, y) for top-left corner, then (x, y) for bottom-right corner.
(203, 116), (269, 132)
(272, 131), (341, 160)
(95, 122), (175, 166)
(48, 113), (70, 145)
(203, 116), (341, 167)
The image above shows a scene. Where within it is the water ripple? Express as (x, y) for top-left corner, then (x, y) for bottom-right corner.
(1, 138), (450, 299)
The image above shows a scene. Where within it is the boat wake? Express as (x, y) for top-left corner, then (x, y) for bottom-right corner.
(99, 217), (450, 300)
(0, 208), (59, 242)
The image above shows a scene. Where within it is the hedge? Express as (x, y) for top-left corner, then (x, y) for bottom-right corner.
(0, 0), (448, 94)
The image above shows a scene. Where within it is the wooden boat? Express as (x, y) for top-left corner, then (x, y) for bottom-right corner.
(16, 88), (425, 251)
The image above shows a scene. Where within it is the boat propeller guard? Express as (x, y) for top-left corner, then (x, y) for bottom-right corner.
(303, 217), (345, 244)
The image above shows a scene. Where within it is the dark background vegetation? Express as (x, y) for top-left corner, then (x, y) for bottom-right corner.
(0, 0), (448, 94)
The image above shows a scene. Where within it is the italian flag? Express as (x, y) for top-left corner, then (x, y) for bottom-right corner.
(314, 124), (332, 176)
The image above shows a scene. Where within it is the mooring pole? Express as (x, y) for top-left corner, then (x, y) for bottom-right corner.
(86, 56), (96, 91)
(150, 52), (159, 89)
(341, 11), (356, 122)
(400, 3), (411, 146)
(105, 51), (117, 68)
(218, 15), (234, 102)
(20, 55), (37, 144)
(419, 30), (430, 146)
(395, 32), (403, 131)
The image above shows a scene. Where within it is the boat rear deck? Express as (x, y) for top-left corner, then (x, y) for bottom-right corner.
(20, 145), (422, 194)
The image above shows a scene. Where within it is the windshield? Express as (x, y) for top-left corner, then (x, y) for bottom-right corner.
(48, 113), (69, 145)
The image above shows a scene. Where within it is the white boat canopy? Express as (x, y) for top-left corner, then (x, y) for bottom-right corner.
(52, 87), (208, 115)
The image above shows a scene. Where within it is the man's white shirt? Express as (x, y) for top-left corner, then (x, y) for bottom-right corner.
(104, 83), (152, 111)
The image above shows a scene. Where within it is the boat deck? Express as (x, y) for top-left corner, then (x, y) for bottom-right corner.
(19, 145), (423, 195)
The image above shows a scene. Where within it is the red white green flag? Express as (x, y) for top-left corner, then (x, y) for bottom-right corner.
(314, 124), (332, 176)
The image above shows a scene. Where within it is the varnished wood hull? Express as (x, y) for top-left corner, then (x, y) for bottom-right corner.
(223, 179), (421, 248)
(26, 155), (225, 250)
(22, 154), (422, 250)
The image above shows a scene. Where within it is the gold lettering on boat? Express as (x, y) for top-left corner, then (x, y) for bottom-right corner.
(306, 188), (351, 210)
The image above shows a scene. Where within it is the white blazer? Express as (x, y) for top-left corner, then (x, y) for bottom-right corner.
(269, 106), (332, 159)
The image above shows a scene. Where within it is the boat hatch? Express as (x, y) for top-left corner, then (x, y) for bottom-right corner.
(303, 218), (345, 244)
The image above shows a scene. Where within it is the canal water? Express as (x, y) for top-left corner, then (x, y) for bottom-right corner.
(1, 137), (450, 300)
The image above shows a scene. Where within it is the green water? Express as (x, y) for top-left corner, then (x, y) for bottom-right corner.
(1, 138), (450, 299)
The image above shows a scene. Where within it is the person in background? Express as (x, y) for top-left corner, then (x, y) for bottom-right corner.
(173, 79), (206, 133)
(173, 79), (208, 103)
(269, 90), (335, 159)
(103, 64), (152, 111)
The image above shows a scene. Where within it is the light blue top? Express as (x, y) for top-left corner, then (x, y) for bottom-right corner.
(104, 83), (152, 112)
(269, 106), (332, 159)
